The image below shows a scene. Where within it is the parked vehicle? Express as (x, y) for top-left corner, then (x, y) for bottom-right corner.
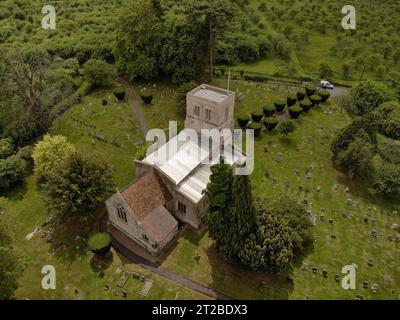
(320, 80), (334, 89)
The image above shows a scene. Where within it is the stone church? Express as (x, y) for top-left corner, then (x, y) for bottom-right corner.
(105, 84), (246, 256)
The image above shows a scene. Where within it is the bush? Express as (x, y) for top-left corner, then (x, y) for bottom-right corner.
(82, 59), (116, 88)
(0, 139), (15, 160)
(274, 100), (286, 113)
(244, 74), (269, 82)
(287, 94), (297, 107)
(300, 100), (313, 112)
(140, 91), (153, 104)
(310, 95), (322, 106)
(278, 119), (296, 137)
(305, 85), (317, 97)
(16, 146), (33, 164)
(113, 86), (126, 100)
(374, 101), (400, 140)
(238, 115), (250, 128)
(88, 233), (112, 256)
(263, 105), (275, 117)
(32, 135), (76, 181)
(289, 106), (303, 119)
(374, 163), (400, 196)
(250, 111), (263, 123)
(249, 122), (262, 136)
(349, 81), (395, 116)
(0, 155), (26, 190)
(318, 90), (330, 103)
(264, 117), (278, 131)
(297, 89), (306, 101)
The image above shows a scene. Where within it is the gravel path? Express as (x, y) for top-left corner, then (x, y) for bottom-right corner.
(118, 76), (149, 136)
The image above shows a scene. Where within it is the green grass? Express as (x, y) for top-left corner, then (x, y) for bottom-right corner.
(7, 87), (208, 300)
(160, 79), (400, 300)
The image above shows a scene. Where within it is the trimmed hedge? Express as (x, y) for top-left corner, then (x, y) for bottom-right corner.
(305, 85), (317, 97)
(289, 106), (303, 119)
(140, 91), (153, 104)
(300, 100), (313, 112)
(263, 105), (275, 117)
(238, 115), (250, 128)
(264, 117), (278, 131)
(88, 233), (112, 256)
(310, 94), (322, 106)
(297, 89), (306, 101)
(274, 100), (286, 113)
(244, 74), (269, 82)
(113, 86), (126, 100)
(319, 90), (330, 103)
(251, 111), (263, 123)
(287, 94), (297, 107)
(249, 122), (262, 136)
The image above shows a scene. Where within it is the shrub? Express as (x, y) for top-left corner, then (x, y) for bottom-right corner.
(0, 138), (15, 160)
(374, 163), (400, 196)
(287, 94), (297, 107)
(0, 155), (26, 190)
(300, 100), (313, 112)
(305, 85), (317, 97)
(319, 90), (330, 103)
(278, 119), (296, 137)
(264, 117), (278, 131)
(16, 146), (33, 164)
(82, 59), (116, 88)
(113, 86), (126, 100)
(297, 89), (306, 101)
(374, 101), (400, 140)
(289, 106), (303, 119)
(238, 115), (250, 128)
(244, 74), (269, 82)
(88, 233), (112, 256)
(250, 111), (263, 123)
(274, 100), (286, 113)
(249, 122), (262, 136)
(310, 95), (322, 106)
(263, 105), (275, 117)
(349, 81), (395, 115)
(32, 135), (76, 181)
(140, 91), (153, 104)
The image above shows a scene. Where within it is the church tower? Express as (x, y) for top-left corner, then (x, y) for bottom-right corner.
(185, 84), (236, 133)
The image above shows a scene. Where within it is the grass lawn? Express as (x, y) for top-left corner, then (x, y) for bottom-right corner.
(160, 79), (400, 300)
(7, 87), (208, 300)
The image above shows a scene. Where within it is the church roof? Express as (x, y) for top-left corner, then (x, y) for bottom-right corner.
(121, 170), (172, 221)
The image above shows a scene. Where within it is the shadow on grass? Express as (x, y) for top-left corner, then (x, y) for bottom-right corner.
(2, 180), (28, 201)
(49, 220), (92, 265)
(90, 251), (114, 277)
(204, 243), (294, 300)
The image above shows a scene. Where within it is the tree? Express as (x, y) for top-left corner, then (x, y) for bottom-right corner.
(203, 158), (234, 251)
(342, 61), (351, 80)
(270, 196), (314, 253)
(44, 153), (114, 221)
(278, 119), (296, 137)
(114, 0), (162, 80)
(336, 134), (375, 177)
(32, 135), (76, 181)
(239, 209), (293, 272)
(185, 0), (236, 81)
(0, 138), (15, 159)
(348, 81), (395, 116)
(374, 101), (400, 140)
(82, 59), (116, 88)
(319, 62), (333, 79)
(0, 155), (26, 190)
(0, 198), (25, 300)
(374, 163), (400, 196)
(224, 174), (256, 260)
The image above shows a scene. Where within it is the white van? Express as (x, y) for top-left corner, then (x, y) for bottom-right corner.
(320, 80), (334, 89)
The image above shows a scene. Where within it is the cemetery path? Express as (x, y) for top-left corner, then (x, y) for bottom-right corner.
(111, 237), (235, 300)
(118, 76), (149, 136)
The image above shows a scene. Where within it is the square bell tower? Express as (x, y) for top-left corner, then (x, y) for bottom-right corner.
(185, 84), (236, 133)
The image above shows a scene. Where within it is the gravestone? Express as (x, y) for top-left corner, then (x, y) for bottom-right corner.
(328, 218), (334, 225)
(322, 270), (328, 278)
(371, 284), (379, 293)
(312, 267), (318, 274)
(320, 215), (325, 222)
(362, 281), (369, 289)
(335, 274), (340, 282)
(370, 230), (377, 238)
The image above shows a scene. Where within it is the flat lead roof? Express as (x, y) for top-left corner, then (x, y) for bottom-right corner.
(193, 88), (229, 103)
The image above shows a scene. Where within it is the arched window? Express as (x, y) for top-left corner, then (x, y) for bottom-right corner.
(114, 202), (127, 223)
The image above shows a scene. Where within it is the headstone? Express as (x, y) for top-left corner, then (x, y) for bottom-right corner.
(322, 270), (328, 278)
(334, 274), (340, 282)
(346, 198), (353, 206)
(371, 284), (379, 293)
(317, 185), (321, 192)
(320, 215), (325, 222)
(104, 284), (110, 291)
(121, 290), (128, 299)
(112, 289), (119, 297)
(367, 259), (374, 267)
(388, 235), (393, 241)
(391, 223), (398, 230)
(345, 187), (350, 193)
(328, 218), (334, 225)
(371, 219), (376, 225)
(362, 281), (369, 289)
(355, 294), (364, 300)
(370, 230), (377, 238)
(312, 267), (318, 274)
(364, 218), (369, 223)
